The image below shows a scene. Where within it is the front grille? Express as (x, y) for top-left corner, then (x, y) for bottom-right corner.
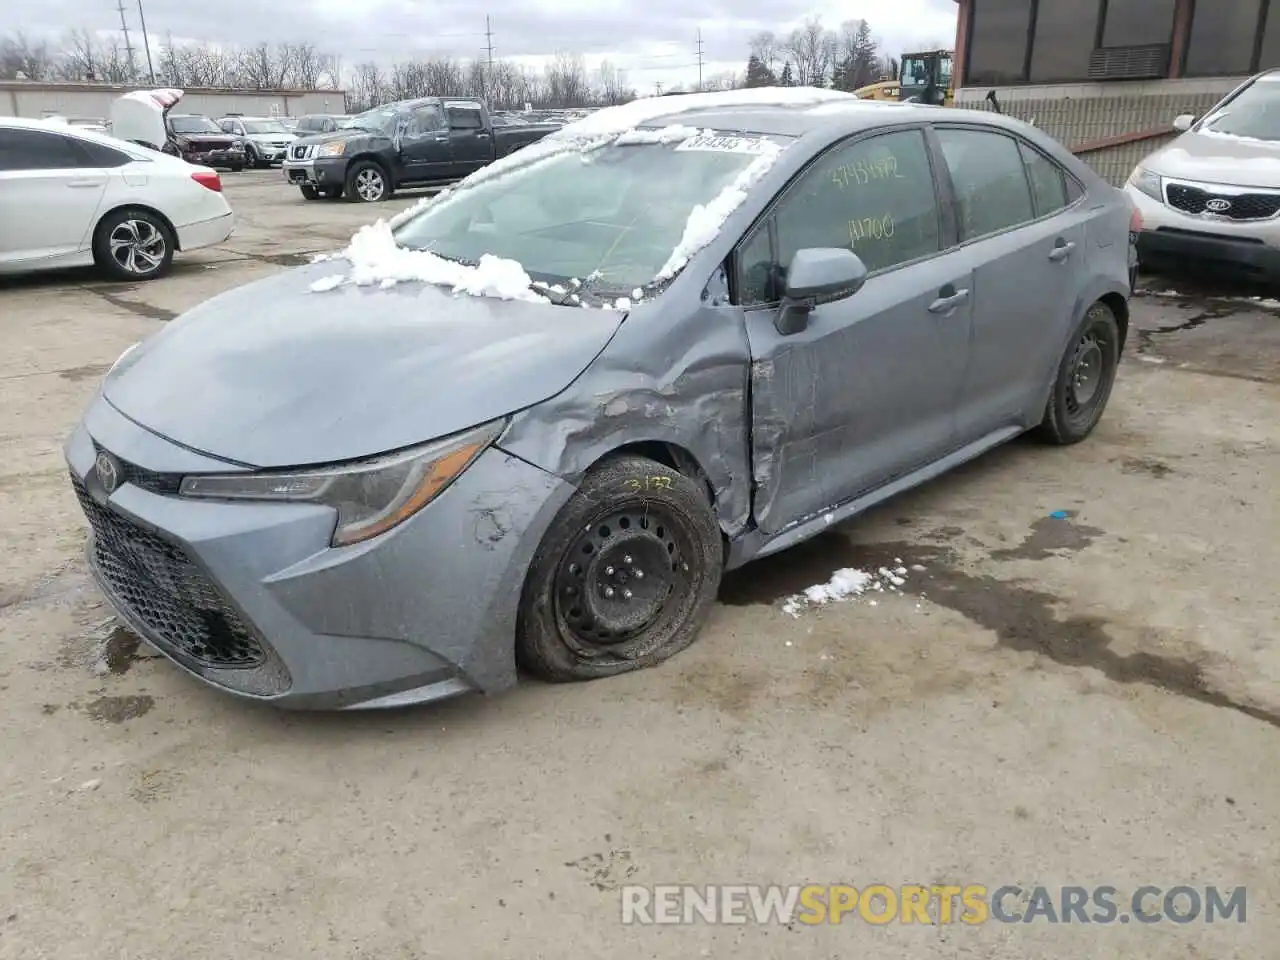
(92, 443), (182, 496)
(1166, 183), (1280, 221)
(72, 474), (265, 669)
(289, 144), (315, 161)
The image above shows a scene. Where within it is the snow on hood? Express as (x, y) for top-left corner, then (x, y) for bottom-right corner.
(310, 220), (549, 302)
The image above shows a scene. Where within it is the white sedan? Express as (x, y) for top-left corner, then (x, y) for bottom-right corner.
(0, 116), (234, 281)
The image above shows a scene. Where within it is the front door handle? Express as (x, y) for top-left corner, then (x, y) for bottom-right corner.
(475, 132), (490, 139)
(1048, 240), (1077, 262)
(928, 287), (970, 314)
(66, 178), (106, 188)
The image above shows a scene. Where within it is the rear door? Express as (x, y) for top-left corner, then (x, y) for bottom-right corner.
(398, 104), (452, 183)
(932, 125), (1089, 440)
(445, 102), (494, 178)
(0, 128), (110, 265)
(738, 126), (973, 534)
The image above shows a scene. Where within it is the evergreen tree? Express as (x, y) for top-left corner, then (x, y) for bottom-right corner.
(778, 61), (794, 86)
(744, 54), (777, 88)
(850, 20), (880, 89)
(831, 57), (850, 92)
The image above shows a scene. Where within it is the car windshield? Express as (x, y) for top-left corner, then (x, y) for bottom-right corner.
(340, 109), (395, 133)
(1200, 77), (1280, 141)
(243, 120), (289, 134)
(392, 135), (780, 292)
(170, 116), (221, 134)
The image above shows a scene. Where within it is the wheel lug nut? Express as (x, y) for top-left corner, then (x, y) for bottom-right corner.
(605, 566), (614, 576)
(623, 589), (633, 600)
(634, 569), (644, 579)
(603, 586), (614, 598)
(624, 555), (633, 564)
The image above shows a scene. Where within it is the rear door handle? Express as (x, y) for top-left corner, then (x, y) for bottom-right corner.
(1049, 240), (1077, 262)
(67, 178), (106, 188)
(476, 132), (490, 138)
(928, 288), (970, 313)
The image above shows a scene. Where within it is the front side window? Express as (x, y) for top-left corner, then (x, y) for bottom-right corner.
(1197, 75), (1280, 142)
(339, 109), (397, 134)
(393, 133), (785, 294)
(408, 106), (444, 135)
(936, 128), (1035, 240)
(1019, 142), (1070, 217)
(737, 129), (941, 305)
(0, 129), (85, 170)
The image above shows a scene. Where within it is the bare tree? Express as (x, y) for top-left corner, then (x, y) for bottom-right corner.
(596, 59), (630, 105)
(748, 31), (781, 75)
(544, 52), (589, 108)
(784, 17), (834, 87)
(287, 42), (322, 88)
(0, 32), (54, 80)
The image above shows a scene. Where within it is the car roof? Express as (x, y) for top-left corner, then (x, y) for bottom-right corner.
(625, 99), (997, 139)
(0, 114), (155, 158)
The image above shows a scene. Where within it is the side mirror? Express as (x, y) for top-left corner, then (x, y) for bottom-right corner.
(1172, 114), (1195, 132)
(774, 248), (868, 336)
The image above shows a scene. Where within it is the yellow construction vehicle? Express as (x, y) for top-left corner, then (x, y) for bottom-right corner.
(852, 79), (900, 101)
(898, 49), (954, 107)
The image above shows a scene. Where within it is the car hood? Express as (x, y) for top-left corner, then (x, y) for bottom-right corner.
(176, 132), (236, 143)
(102, 264), (625, 468)
(294, 129), (367, 146)
(1149, 130), (1280, 188)
(246, 132), (295, 144)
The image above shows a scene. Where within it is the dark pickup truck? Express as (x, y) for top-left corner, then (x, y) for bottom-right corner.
(281, 97), (560, 202)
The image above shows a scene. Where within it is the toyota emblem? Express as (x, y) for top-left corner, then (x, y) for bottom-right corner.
(95, 450), (122, 495)
(1205, 198), (1233, 213)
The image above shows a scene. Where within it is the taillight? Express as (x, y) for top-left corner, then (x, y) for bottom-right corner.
(191, 170), (222, 192)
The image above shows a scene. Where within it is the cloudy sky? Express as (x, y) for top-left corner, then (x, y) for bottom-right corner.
(10, 0), (957, 91)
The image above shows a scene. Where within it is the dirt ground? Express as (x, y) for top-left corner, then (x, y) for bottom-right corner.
(1, 171), (1277, 959)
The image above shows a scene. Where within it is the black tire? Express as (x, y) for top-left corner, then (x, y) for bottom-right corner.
(1036, 300), (1121, 445)
(344, 160), (391, 202)
(92, 207), (175, 282)
(516, 456), (723, 682)
(299, 184), (320, 200)
(227, 163), (244, 172)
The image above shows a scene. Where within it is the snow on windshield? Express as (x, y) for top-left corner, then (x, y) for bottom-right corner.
(312, 87), (858, 301)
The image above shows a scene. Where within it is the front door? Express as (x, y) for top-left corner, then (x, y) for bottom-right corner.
(0, 129), (108, 265)
(739, 127), (973, 535)
(398, 104), (452, 183)
(445, 103), (493, 179)
(932, 126), (1089, 440)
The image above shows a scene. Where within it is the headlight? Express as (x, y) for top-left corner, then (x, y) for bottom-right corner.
(179, 420), (505, 547)
(1128, 166), (1164, 203)
(318, 140), (347, 157)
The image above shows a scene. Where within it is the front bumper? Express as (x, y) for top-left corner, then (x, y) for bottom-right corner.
(283, 157), (348, 187)
(252, 144), (290, 163)
(183, 148), (245, 168)
(1125, 183), (1280, 279)
(64, 396), (575, 710)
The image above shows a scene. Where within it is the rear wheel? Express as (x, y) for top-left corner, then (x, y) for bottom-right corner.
(516, 456), (722, 682)
(299, 184), (320, 200)
(1036, 300), (1121, 445)
(92, 208), (175, 282)
(345, 160), (390, 202)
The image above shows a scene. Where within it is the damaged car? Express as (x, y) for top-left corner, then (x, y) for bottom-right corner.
(66, 87), (1134, 710)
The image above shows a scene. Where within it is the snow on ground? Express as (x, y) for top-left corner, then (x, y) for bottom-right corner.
(781, 560), (918, 617)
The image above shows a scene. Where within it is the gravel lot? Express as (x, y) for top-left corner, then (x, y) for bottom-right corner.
(1, 170), (1277, 959)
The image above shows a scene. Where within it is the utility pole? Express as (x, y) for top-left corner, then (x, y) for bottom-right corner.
(696, 27), (704, 91)
(137, 0), (155, 84)
(484, 15), (494, 102)
(115, 0), (137, 81)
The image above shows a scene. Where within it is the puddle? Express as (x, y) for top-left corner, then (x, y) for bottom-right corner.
(1117, 456), (1176, 479)
(83, 694), (154, 723)
(989, 512), (1105, 562)
(98, 624), (142, 675)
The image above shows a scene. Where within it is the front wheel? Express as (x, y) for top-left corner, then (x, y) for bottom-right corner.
(1036, 300), (1121, 445)
(344, 160), (390, 202)
(299, 184), (320, 200)
(227, 163), (244, 172)
(516, 456), (723, 682)
(92, 208), (175, 282)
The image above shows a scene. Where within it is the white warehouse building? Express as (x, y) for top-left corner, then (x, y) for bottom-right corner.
(0, 80), (347, 122)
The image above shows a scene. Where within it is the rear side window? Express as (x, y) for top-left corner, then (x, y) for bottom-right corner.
(447, 107), (484, 129)
(1019, 142), (1070, 217)
(0, 129), (87, 170)
(76, 139), (132, 167)
(935, 127), (1035, 239)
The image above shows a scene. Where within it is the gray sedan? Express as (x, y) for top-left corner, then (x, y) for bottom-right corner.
(66, 90), (1135, 709)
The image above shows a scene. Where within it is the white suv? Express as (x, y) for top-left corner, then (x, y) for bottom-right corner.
(217, 116), (296, 168)
(1126, 69), (1280, 280)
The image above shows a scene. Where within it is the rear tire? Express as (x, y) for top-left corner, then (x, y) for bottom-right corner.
(516, 456), (722, 683)
(344, 160), (391, 202)
(92, 208), (175, 282)
(299, 185), (320, 200)
(1036, 300), (1120, 445)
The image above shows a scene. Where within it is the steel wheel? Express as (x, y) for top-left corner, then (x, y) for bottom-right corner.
(1037, 300), (1121, 445)
(108, 218), (167, 277)
(354, 167), (385, 201)
(554, 505), (696, 660)
(1066, 331), (1104, 416)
